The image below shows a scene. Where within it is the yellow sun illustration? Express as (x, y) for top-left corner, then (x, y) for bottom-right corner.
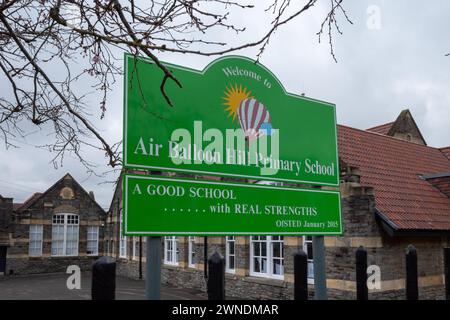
(222, 84), (252, 121)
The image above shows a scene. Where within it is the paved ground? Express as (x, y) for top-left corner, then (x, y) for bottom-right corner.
(0, 272), (208, 300)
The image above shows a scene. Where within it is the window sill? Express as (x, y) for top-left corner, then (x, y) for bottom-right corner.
(163, 263), (179, 269)
(28, 256), (44, 260)
(225, 272), (237, 280)
(50, 255), (79, 258)
(243, 276), (286, 288)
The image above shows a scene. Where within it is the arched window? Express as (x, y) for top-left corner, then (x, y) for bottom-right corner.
(51, 214), (79, 256)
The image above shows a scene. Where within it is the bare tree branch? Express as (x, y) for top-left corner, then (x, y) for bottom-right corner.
(0, 0), (351, 173)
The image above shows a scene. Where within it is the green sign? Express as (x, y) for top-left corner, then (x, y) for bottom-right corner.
(123, 174), (342, 235)
(124, 54), (339, 186)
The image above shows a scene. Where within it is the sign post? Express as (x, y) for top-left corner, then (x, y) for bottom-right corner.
(145, 236), (161, 300)
(312, 236), (328, 300)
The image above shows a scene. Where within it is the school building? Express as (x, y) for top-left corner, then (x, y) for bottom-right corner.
(0, 174), (106, 275)
(1, 109), (448, 299)
(105, 109), (450, 299)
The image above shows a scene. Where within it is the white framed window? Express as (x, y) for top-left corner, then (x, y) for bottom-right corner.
(29, 225), (43, 256)
(188, 236), (195, 268)
(119, 209), (127, 258)
(132, 237), (140, 260)
(225, 236), (235, 273)
(164, 236), (179, 265)
(303, 236), (314, 284)
(87, 226), (99, 256)
(51, 214), (79, 256)
(250, 236), (284, 279)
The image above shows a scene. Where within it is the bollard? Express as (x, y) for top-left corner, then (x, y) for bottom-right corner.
(294, 249), (308, 300)
(355, 246), (368, 300)
(207, 251), (225, 300)
(92, 256), (116, 300)
(444, 248), (450, 300)
(405, 245), (418, 300)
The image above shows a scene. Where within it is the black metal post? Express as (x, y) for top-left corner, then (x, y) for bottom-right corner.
(294, 249), (308, 300)
(355, 246), (368, 300)
(405, 245), (418, 300)
(92, 256), (116, 300)
(139, 236), (143, 280)
(207, 251), (225, 300)
(204, 236), (208, 279)
(444, 247), (450, 300)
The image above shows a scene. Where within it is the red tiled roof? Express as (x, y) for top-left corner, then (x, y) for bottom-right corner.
(366, 122), (394, 135)
(440, 147), (450, 161)
(338, 125), (450, 231)
(425, 175), (450, 198)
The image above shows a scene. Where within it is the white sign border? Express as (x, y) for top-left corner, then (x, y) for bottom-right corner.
(123, 174), (343, 236)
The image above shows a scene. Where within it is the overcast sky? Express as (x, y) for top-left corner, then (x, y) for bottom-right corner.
(1, 0), (449, 209)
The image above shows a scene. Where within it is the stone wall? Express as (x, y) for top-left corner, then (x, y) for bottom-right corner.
(6, 256), (97, 275)
(0, 196), (13, 247)
(0, 196), (13, 234)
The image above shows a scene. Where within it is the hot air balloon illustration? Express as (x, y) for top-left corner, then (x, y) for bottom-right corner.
(222, 84), (272, 144)
(237, 98), (271, 143)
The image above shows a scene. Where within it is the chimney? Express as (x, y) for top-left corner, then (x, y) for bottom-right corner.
(89, 191), (95, 200)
